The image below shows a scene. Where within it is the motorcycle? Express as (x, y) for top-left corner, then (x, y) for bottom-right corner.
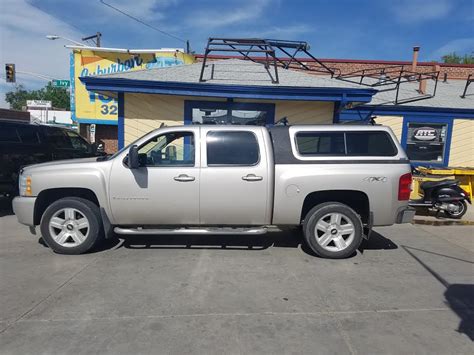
(409, 178), (471, 219)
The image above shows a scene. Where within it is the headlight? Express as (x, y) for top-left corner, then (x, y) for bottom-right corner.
(19, 175), (32, 196)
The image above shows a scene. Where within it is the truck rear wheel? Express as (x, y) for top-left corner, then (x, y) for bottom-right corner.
(40, 197), (103, 255)
(303, 202), (363, 259)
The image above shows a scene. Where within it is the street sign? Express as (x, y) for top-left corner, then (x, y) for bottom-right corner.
(26, 100), (52, 109)
(52, 79), (70, 88)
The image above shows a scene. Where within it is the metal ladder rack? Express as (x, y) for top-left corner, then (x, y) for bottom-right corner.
(199, 38), (336, 84)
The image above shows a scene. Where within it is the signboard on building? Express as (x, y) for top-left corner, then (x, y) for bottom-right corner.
(90, 123), (96, 143)
(412, 127), (438, 141)
(27, 100), (52, 109)
(70, 49), (195, 125)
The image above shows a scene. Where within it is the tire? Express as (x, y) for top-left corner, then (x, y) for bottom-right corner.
(303, 202), (363, 259)
(40, 197), (103, 255)
(444, 200), (468, 219)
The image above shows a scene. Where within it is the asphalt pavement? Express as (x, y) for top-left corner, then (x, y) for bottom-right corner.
(0, 199), (473, 354)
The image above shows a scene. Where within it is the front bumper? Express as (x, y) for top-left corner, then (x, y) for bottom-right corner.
(396, 206), (416, 224)
(12, 196), (36, 226)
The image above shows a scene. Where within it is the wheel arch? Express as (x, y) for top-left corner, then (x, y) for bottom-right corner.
(301, 190), (370, 224)
(34, 188), (100, 225)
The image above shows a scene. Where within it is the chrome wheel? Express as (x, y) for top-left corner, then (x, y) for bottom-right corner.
(314, 212), (355, 252)
(48, 208), (90, 247)
(445, 201), (467, 218)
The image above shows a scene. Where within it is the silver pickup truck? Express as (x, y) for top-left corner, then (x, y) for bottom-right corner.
(13, 124), (414, 258)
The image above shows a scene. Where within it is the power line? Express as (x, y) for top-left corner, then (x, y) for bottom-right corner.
(98, 0), (186, 44)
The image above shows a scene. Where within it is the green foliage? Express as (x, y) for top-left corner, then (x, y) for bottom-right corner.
(5, 82), (70, 111)
(441, 52), (474, 64)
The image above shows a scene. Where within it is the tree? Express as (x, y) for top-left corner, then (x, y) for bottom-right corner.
(441, 52), (474, 64)
(5, 82), (70, 111)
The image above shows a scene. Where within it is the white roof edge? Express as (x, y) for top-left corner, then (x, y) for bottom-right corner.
(64, 45), (186, 54)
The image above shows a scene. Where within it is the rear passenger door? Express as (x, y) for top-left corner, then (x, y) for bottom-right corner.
(199, 127), (270, 225)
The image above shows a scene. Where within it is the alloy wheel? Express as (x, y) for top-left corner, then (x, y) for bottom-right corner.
(314, 212), (355, 252)
(48, 208), (90, 247)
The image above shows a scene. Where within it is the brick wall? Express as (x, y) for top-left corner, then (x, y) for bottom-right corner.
(196, 55), (474, 80)
(79, 123), (118, 154)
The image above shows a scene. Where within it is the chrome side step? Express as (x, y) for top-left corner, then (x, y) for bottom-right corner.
(113, 226), (268, 236)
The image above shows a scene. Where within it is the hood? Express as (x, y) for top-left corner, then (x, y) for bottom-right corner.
(21, 157), (100, 174)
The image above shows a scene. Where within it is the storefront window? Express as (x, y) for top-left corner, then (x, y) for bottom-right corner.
(186, 101), (274, 126)
(405, 122), (447, 163)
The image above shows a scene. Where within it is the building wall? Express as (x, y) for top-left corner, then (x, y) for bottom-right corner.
(124, 94), (334, 145)
(274, 101), (333, 124)
(449, 119), (474, 167)
(373, 115), (403, 141)
(80, 123), (118, 153)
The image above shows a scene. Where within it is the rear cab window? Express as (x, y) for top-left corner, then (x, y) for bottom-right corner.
(206, 131), (260, 166)
(294, 129), (398, 158)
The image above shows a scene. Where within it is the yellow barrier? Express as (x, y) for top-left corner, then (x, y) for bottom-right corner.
(412, 167), (474, 200)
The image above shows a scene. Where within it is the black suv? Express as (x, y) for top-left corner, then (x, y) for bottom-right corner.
(0, 120), (104, 197)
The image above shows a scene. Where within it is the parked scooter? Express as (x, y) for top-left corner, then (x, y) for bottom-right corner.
(409, 178), (471, 219)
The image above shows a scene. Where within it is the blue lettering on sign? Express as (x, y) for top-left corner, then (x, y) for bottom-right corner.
(146, 57), (184, 69)
(80, 55), (185, 106)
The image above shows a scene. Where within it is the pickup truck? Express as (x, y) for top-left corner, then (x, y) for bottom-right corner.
(12, 124), (415, 258)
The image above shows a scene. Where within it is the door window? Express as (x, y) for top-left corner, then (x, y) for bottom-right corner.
(46, 128), (73, 149)
(0, 124), (20, 143)
(405, 123), (447, 163)
(207, 131), (259, 166)
(65, 130), (90, 152)
(138, 131), (195, 166)
(18, 126), (41, 144)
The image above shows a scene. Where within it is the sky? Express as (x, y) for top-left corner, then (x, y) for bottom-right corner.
(0, 0), (473, 108)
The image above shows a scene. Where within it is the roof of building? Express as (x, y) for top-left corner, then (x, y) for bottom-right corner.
(81, 58), (473, 110)
(97, 58), (368, 89)
(80, 59), (377, 103)
(369, 78), (473, 110)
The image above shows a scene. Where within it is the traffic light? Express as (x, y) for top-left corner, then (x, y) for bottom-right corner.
(5, 63), (15, 83)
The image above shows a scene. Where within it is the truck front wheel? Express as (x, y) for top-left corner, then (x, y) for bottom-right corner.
(303, 202), (363, 259)
(40, 197), (103, 255)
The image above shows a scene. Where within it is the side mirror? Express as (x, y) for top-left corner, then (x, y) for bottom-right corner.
(96, 143), (105, 153)
(128, 145), (140, 169)
(92, 142), (105, 155)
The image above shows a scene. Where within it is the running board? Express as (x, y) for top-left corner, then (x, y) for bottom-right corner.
(113, 226), (268, 236)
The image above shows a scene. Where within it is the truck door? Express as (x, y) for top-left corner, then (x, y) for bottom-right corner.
(199, 127), (270, 225)
(109, 128), (200, 225)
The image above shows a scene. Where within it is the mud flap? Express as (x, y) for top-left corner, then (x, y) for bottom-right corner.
(100, 207), (114, 239)
(363, 212), (374, 240)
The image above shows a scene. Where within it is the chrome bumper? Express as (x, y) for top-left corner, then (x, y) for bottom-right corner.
(12, 196), (36, 226)
(396, 207), (416, 224)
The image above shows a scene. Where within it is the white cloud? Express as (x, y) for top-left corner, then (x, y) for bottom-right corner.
(187, 0), (270, 28)
(97, 0), (178, 22)
(0, 0), (83, 108)
(431, 38), (474, 59)
(390, 0), (453, 23)
(244, 24), (313, 39)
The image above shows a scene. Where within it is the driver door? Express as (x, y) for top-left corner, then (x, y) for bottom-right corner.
(109, 127), (200, 225)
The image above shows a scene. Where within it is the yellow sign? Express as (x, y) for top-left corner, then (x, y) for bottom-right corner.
(70, 49), (195, 123)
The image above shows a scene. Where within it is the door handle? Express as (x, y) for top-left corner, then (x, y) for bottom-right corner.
(242, 174), (263, 182)
(174, 174), (195, 182)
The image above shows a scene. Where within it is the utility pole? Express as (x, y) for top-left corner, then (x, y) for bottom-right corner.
(82, 32), (102, 47)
